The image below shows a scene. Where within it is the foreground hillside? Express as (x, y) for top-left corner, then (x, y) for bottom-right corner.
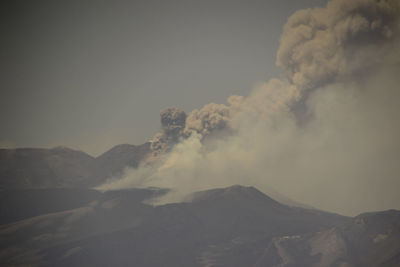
(255, 209), (400, 267)
(1, 185), (399, 267)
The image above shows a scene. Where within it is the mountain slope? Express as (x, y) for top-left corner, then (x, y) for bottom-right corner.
(255, 210), (400, 267)
(0, 147), (96, 189)
(0, 188), (101, 225)
(0, 144), (151, 190)
(93, 143), (151, 182)
(0, 185), (353, 267)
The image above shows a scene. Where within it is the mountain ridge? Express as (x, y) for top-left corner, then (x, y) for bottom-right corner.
(0, 143), (151, 190)
(0, 145), (316, 210)
(0, 185), (398, 266)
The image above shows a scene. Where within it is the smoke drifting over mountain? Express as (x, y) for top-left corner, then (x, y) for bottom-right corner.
(98, 0), (400, 216)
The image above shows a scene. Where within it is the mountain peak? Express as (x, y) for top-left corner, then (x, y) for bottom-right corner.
(187, 185), (281, 206)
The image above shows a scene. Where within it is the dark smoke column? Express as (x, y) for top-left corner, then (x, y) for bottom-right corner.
(150, 107), (187, 155)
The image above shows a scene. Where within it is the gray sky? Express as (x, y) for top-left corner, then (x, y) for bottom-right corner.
(0, 0), (327, 156)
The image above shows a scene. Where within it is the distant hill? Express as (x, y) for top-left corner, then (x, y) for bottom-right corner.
(93, 143), (151, 183)
(0, 143), (318, 210)
(0, 143), (151, 190)
(1, 145), (400, 266)
(0, 147), (96, 189)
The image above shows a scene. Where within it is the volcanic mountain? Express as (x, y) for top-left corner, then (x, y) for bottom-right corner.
(3, 185), (397, 267)
(1, 146), (400, 266)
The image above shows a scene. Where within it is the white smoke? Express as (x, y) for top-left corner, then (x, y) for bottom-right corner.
(98, 0), (400, 216)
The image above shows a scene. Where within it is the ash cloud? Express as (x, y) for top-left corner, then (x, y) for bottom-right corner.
(99, 0), (400, 216)
(184, 102), (231, 138)
(276, 0), (400, 90)
(150, 107), (187, 155)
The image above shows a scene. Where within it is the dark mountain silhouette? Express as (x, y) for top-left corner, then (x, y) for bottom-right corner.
(0, 144), (313, 209)
(1, 146), (400, 266)
(93, 143), (151, 183)
(0, 185), (399, 266)
(0, 188), (101, 225)
(0, 147), (96, 189)
(0, 144), (151, 190)
(0, 185), (367, 267)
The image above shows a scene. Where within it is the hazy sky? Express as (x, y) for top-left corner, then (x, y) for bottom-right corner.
(0, 0), (327, 156)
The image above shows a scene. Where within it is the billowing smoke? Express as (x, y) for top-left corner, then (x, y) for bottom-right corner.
(277, 0), (400, 90)
(98, 0), (400, 216)
(184, 102), (231, 138)
(150, 107), (187, 155)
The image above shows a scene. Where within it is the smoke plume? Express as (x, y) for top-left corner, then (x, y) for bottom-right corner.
(98, 0), (400, 216)
(150, 107), (187, 155)
(277, 0), (400, 90)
